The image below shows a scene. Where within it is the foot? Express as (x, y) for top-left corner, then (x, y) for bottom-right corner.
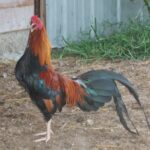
(34, 120), (53, 143)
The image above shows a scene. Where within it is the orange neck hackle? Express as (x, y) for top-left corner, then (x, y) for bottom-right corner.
(28, 24), (52, 67)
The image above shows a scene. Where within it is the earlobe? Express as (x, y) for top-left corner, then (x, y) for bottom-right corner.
(38, 22), (43, 30)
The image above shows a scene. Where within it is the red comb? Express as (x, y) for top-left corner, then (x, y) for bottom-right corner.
(30, 15), (43, 30)
(31, 15), (39, 22)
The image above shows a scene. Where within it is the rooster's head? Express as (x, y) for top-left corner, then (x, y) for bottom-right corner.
(30, 15), (43, 32)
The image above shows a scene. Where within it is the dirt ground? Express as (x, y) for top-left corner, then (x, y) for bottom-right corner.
(0, 58), (150, 150)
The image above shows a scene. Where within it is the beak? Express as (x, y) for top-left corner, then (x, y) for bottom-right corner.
(30, 23), (36, 32)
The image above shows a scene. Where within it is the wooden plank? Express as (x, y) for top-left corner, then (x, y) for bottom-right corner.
(34, 0), (40, 16)
(40, 0), (46, 25)
(0, 6), (34, 33)
(34, 0), (46, 25)
(0, 0), (33, 9)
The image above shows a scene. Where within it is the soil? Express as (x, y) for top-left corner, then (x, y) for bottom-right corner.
(0, 58), (150, 150)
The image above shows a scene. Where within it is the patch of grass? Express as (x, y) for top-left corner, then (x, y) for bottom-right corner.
(53, 20), (150, 60)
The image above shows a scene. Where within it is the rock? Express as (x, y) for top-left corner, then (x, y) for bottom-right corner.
(2, 72), (7, 78)
(87, 119), (94, 126)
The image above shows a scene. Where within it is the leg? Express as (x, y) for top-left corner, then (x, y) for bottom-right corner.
(46, 119), (54, 142)
(34, 119), (54, 143)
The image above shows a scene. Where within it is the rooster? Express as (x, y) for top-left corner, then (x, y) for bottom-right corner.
(15, 15), (149, 143)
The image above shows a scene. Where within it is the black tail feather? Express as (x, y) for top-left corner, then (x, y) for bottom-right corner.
(116, 77), (150, 130)
(99, 70), (150, 131)
(113, 83), (139, 134)
(78, 69), (150, 133)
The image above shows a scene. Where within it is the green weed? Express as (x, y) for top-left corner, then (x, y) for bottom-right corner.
(53, 20), (150, 60)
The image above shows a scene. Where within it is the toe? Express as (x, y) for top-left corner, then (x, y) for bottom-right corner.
(34, 137), (46, 143)
(34, 132), (47, 136)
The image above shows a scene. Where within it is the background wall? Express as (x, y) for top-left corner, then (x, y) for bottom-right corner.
(0, 0), (33, 33)
(46, 0), (149, 48)
(0, 0), (34, 61)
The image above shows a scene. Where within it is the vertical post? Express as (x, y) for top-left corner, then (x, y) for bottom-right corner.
(34, 0), (40, 17)
(34, 0), (46, 26)
(40, 0), (46, 26)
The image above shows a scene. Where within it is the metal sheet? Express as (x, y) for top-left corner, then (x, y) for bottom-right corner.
(46, 0), (148, 48)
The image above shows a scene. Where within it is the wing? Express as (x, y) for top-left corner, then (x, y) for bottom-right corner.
(23, 73), (58, 101)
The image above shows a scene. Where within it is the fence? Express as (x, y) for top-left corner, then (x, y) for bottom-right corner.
(46, 0), (148, 47)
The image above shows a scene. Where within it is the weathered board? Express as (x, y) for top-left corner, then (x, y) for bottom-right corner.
(0, 0), (34, 33)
